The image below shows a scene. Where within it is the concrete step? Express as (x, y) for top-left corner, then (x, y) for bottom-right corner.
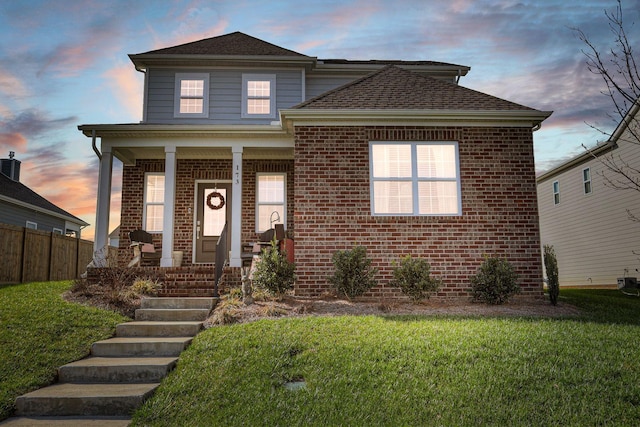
(0, 416), (131, 426)
(141, 297), (217, 310)
(58, 357), (178, 383)
(116, 321), (203, 337)
(15, 383), (159, 416)
(135, 308), (211, 321)
(91, 337), (193, 357)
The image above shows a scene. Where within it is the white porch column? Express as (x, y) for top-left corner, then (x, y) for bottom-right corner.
(230, 147), (243, 267)
(94, 146), (113, 253)
(161, 145), (177, 267)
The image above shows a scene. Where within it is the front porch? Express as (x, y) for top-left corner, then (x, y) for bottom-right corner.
(85, 265), (244, 297)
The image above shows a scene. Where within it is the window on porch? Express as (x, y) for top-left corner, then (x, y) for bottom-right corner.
(256, 173), (286, 233)
(144, 173), (164, 232)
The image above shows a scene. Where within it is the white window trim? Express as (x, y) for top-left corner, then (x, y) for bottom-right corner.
(255, 172), (287, 233)
(26, 221), (37, 230)
(53, 228), (63, 235)
(242, 74), (276, 119)
(174, 73), (209, 118)
(553, 180), (560, 205)
(143, 172), (165, 233)
(582, 167), (592, 195)
(369, 141), (462, 216)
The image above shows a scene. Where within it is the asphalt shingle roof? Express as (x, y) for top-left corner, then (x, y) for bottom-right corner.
(0, 172), (86, 224)
(295, 65), (538, 111)
(137, 31), (309, 57)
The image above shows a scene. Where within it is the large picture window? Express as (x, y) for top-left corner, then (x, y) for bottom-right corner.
(242, 74), (276, 119)
(369, 142), (461, 216)
(174, 73), (209, 117)
(144, 173), (164, 232)
(256, 173), (286, 232)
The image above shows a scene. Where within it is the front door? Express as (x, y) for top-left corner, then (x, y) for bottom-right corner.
(195, 183), (231, 263)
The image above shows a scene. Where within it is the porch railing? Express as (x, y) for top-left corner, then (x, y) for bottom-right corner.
(214, 221), (228, 298)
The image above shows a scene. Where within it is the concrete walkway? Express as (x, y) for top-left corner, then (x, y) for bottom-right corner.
(1, 297), (216, 426)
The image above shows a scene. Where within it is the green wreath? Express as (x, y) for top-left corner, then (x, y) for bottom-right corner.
(206, 191), (225, 210)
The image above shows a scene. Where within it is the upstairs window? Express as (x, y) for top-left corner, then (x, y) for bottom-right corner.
(174, 73), (209, 117)
(144, 173), (165, 232)
(256, 173), (286, 232)
(583, 167), (592, 194)
(369, 142), (461, 216)
(553, 181), (560, 205)
(26, 221), (37, 230)
(242, 74), (276, 119)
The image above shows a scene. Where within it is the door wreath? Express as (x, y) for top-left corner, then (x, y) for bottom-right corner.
(206, 191), (225, 210)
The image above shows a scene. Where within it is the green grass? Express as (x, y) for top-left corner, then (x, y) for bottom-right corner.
(0, 281), (128, 420)
(133, 289), (640, 426)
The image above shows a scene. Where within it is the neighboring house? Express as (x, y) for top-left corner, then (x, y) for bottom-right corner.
(0, 152), (88, 237)
(109, 226), (120, 247)
(79, 31), (551, 298)
(537, 103), (640, 288)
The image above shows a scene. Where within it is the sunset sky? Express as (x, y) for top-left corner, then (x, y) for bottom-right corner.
(0, 0), (637, 241)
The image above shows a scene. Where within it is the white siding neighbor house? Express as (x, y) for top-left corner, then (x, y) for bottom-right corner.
(537, 104), (640, 287)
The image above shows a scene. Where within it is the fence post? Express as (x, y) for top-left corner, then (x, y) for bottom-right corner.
(20, 227), (27, 283)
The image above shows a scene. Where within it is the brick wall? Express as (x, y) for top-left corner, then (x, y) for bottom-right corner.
(118, 158), (293, 267)
(293, 126), (543, 299)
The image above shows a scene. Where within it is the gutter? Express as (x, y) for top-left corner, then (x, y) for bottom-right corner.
(91, 129), (101, 160)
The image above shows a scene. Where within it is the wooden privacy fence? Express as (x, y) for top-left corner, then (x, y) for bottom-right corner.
(0, 223), (95, 284)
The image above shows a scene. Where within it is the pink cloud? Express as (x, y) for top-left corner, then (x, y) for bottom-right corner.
(0, 133), (27, 152)
(102, 64), (144, 121)
(0, 69), (29, 99)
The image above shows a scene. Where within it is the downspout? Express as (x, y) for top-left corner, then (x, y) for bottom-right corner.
(532, 122), (542, 132)
(91, 129), (101, 160)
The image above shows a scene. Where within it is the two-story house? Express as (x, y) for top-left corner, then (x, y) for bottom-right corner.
(537, 102), (640, 288)
(79, 31), (551, 299)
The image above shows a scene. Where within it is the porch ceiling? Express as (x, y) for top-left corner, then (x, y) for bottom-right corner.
(113, 146), (294, 164)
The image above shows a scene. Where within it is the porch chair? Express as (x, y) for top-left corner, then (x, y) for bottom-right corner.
(128, 229), (161, 267)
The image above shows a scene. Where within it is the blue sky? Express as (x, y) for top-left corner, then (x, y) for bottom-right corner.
(0, 0), (638, 240)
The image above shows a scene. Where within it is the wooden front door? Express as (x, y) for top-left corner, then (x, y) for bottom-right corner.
(195, 183), (231, 263)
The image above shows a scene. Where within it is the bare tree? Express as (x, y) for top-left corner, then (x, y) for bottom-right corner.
(574, 0), (640, 208)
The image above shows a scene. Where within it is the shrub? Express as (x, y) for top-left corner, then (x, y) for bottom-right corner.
(328, 245), (378, 299)
(252, 240), (296, 298)
(470, 256), (520, 304)
(543, 244), (560, 306)
(390, 255), (441, 301)
(120, 277), (162, 302)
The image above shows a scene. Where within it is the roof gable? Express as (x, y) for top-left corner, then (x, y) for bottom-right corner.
(136, 31), (309, 57)
(295, 65), (538, 111)
(0, 172), (86, 225)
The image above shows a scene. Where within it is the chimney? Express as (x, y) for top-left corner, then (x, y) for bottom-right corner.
(1, 151), (21, 181)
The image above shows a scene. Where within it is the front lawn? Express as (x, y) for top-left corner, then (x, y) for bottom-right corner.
(133, 290), (640, 426)
(0, 281), (128, 420)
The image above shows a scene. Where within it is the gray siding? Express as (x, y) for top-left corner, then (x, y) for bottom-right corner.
(305, 75), (358, 100)
(145, 69), (304, 124)
(537, 130), (640, 287)
(0, 201), (66, 233)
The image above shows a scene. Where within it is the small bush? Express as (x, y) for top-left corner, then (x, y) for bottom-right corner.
(328, 245), (377, 299)
(390, 255), (441, 301)
(470, 256), (520, 304)
(252, 240), (296, 298)
(543, 244), (560, 306)
(209, 295), (243, 325)
(120, 277), (162, 302)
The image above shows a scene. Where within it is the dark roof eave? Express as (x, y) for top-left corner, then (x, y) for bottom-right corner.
(129, 53), (318, 70)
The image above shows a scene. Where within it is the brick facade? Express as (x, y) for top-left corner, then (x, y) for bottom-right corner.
(293, 126), (543, 299)
(116, 125), (542, 300)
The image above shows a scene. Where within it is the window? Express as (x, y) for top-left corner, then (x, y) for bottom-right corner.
(144, 173), (164, 232)
(583, 167), (592, 194)
(53, 228), (63, 235)
(553, 181), (560, 205)
(256, 173), (286, 232)
(242, 74), (276, 118)
(369, 142), (461, 216)
(26, 221), (37, 230)
(174, 73), (209, 117)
